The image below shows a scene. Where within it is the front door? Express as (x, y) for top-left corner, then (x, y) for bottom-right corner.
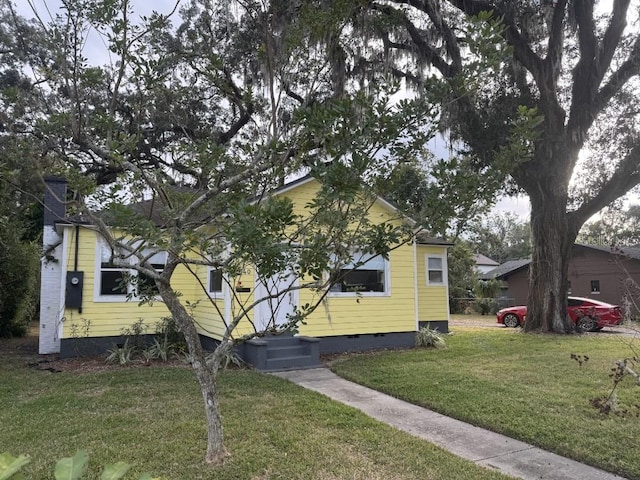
(254, 268), (299, 332)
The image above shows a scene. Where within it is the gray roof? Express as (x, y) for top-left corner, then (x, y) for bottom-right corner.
(575, 243), (640, 260)
(481, 258), (531, 280)
(415, 232), (453, 246)
(472, 253), (499, 266)
(481, 244), (640, 280)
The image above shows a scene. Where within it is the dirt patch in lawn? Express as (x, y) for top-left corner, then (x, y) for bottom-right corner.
(1, 328), (187, 374)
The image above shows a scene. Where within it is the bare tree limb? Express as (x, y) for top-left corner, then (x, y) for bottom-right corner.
(568, 0), (632, 137)
(568, 144), (640, 235)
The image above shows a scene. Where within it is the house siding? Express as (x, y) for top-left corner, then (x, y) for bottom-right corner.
(185, 264), (225, 339)
(294, 181), (419, 337)
(298, 243), (418, 337)
(568, 246), (640, 306)
(416, 245), (449, 322)
(50, 177), (451, 357)
(502, 245), (640, 308)
(502, 269), (530, 306)
(60, 227), (194, 339)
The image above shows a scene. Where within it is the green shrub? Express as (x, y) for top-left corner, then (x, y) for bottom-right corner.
(207, 345), (245, 370)
(0, 235), (39, 338)
(474, 298), (501, 315)
(143, 336), (176, 363)
(154, 317), (184, 346)
(475, 298), (492, 315)
(120, 318), (149, 350)
(106, 318), (187, 365)
(415, 325), (446, 349)
(106, 339), (137, 366)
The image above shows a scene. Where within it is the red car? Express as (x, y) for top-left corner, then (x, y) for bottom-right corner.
(496, 297), (623, 331)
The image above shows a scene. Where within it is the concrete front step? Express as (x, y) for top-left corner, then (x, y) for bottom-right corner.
(265, 354), (322, 372)
(267, 345), (309, 359)
(244, 335), (321, 371)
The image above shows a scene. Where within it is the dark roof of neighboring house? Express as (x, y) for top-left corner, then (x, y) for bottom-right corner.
(480, 258), (531, 280)
(574, 243), (640, 260)
(472, 253), (499, 266)
(481, 244), (640, 281)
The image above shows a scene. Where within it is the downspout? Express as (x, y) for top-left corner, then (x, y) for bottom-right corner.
(413, 237), (419, 331)
(75, 225), (82, 314)
(74, 225), (80, 271)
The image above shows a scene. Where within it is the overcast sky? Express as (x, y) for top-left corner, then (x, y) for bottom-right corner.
(18, 0), (178, 20)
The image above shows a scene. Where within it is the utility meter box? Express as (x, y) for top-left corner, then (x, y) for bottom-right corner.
(65, 271), (84, 311)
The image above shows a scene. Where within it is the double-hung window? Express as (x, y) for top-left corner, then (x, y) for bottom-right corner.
(330, 251), (389, 295)
(96, 240), (166, 301)
(99, 242), (129, 296)
(426, 256), (446, 285)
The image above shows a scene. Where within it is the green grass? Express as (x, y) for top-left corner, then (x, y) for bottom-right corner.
(0, 340), (511, 480)
(331, 329), (640, 479)
(450, 313), (498, 325)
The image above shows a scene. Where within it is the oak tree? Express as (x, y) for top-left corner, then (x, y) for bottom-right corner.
(340, 0), (640, 332)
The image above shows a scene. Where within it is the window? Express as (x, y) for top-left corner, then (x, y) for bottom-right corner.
(99, 242), (128, 296)
(590, 280), (600, 293)
(426, 256), (446, 285)
(330, 252), (388, 295)
(95, 240), (166, 301)
(137, 251), (167, 296)
(208, 268), (224, 297)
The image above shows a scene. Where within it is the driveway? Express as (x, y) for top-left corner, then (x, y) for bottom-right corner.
(449, 316), (639, 337)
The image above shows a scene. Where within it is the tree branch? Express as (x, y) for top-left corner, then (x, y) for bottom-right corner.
(446, 0), (545, 83)
(372, 2), (456, 77)
(568, 144), (640, 235)
(568, 0), (632, 137)
(408, 0), (463, 71)
(598, 0), (632, 78)
(594, 36), (640, 113)
(544, 0), (568, 87)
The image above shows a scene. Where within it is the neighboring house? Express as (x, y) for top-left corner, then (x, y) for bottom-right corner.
(482, 244), (640, 308)
(472, 253), (499, 275)
(39, 176), (451, 369)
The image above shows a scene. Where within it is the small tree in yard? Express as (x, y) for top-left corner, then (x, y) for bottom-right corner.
(5, 0), (436, 465)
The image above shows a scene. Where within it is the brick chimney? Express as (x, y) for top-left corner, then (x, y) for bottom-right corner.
(39, 176), (67, 354)
(43, 176), (68, 227)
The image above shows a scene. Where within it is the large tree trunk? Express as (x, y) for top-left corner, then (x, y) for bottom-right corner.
(525, 185), (575, 333)
(517, 125), (581, 333)
(157, 278), (228, 465)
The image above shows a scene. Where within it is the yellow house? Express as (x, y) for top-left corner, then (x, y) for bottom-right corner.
(39, 176), (451, 369)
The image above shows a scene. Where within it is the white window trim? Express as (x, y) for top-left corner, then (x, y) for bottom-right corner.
(426, 254), (447, 286)
(328, 254), (391, 298)
(93, 239), (166, 303)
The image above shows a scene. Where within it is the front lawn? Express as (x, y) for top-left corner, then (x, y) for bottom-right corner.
(331, 329), (640, 479)
(0, 337), (510, 480)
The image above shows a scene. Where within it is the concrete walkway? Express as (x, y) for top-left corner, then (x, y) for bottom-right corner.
(273, 367), (626, 480)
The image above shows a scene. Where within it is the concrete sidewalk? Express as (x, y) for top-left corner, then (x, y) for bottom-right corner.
(273, 368), (626, 480)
